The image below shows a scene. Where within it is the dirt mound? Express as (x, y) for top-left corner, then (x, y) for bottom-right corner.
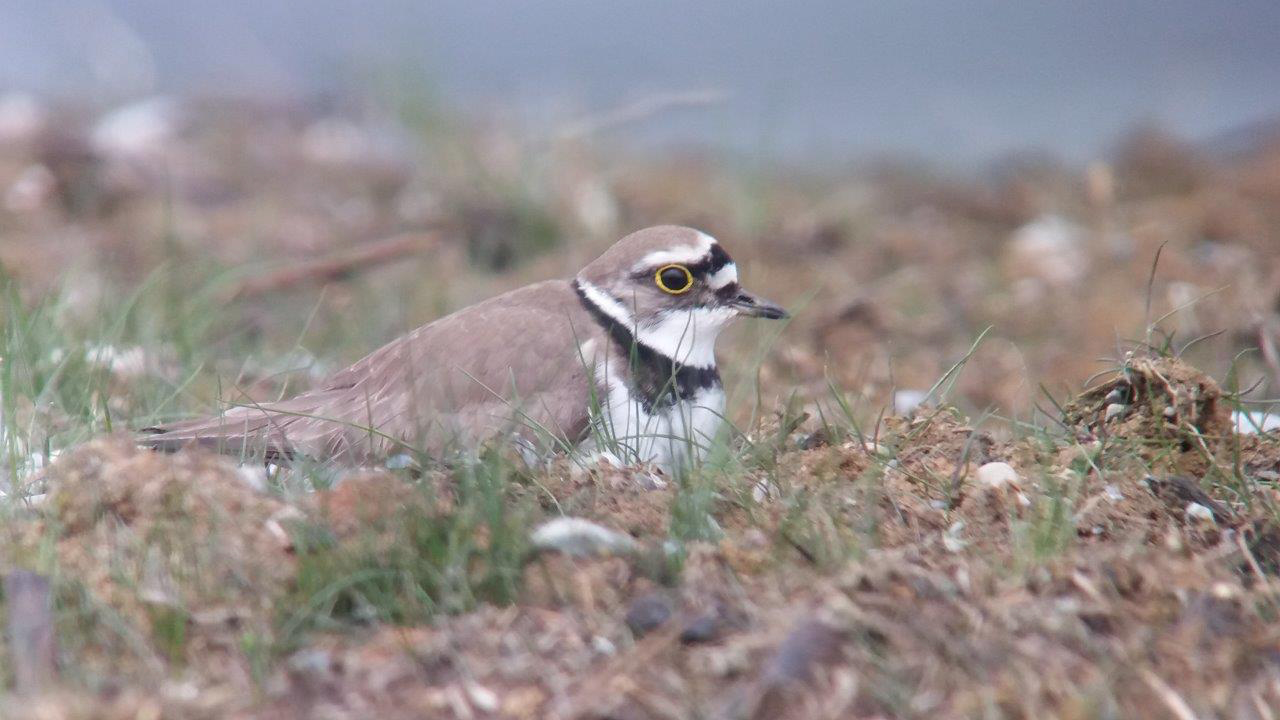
(1064, 356), (1230, 445)
(13, 436), (297, 681)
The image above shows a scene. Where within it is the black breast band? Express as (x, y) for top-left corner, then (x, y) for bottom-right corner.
(573, 280), (721, 412)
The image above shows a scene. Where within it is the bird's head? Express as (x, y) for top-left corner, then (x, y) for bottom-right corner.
(575, 226), (788, 367)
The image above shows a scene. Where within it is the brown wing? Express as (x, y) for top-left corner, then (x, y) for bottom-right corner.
(140, 280), (600, 464)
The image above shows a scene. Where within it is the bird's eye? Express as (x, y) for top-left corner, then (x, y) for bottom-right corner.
(655, 264), (694, 294)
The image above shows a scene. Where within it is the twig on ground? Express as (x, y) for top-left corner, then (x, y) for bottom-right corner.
(222, 232), (441, 301)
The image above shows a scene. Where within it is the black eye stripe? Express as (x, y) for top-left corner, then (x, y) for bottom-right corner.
(715, 281), (741, 299)
(684, 245), (733, 278)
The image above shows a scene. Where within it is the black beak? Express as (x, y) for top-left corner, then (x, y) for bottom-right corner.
(730, 288), (789, 319)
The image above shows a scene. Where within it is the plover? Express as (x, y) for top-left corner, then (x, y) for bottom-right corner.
(140, 225), (788, 470)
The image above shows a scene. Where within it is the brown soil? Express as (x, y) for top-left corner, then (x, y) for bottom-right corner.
(6, 361), (1280, 718)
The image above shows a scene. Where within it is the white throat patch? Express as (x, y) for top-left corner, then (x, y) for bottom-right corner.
(637, 307), (735, 368)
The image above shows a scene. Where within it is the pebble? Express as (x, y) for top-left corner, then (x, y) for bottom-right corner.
(287, 648), (334, 676)
(624, 593), (673, 637)
(530, 517), (639, 557)
(679, 613), (724, 644)
(1104, 403), (1127, 422)
(976, 461), (1019, 489)
(1185, 502), (1216, 525)
(893, 389), (929, 415)
(465, 683), (499, 713)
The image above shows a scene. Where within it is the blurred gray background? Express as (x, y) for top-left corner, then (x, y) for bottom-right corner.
(2, 0), (1279, 164)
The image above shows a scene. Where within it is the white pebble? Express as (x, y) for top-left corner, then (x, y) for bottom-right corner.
(893, 389), (929, 415)
(465, 683), (499, 713)
(1104, 403), (1127, 422)
(976, 461), (1019, 489)
(1184, 502), (1216, 525)
(530, 517), (639, 557)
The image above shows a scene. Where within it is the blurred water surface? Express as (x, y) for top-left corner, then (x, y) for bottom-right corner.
(2, 0), (1279, 163)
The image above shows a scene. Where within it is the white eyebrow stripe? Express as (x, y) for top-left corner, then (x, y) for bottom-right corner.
(705, 262), (738, 290)
(635, 230), (717, 270)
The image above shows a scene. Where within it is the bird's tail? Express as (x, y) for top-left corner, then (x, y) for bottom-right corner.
(138, 403), (301, 461)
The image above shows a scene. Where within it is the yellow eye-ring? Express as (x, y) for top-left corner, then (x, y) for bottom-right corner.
(655, 264), (694, 294)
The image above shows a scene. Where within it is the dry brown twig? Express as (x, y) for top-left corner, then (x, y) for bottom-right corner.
(222, 232), (441, 302)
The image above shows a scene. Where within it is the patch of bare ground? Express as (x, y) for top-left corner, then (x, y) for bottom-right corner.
(7, 359), (1280, 718)
(1, 436), (298, 715)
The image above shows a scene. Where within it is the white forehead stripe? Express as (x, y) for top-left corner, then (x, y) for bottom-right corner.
(634, 230), (717, 270)
(705, 262), (738, 290)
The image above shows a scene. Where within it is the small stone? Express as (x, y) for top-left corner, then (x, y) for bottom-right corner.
(976, 461), (1019, 489)
(796, 428), (832, 450)
(680, 613), (724, 644)
(465, 683), (499, 713)
(287, 649), (333, 676)
(893, 389), (929, 415)
(530, 517), (639, 557)
(762, 619), (847, 685)
(385, 453), (415, 470)
(591, 635), (617, 656)
(1185, 502), (1216, 525)
(625, 593), (673, 637)
(863, 440), (891, 457)
(1104, 403), (1127, 422)
(1210, 582), (1238, 599)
